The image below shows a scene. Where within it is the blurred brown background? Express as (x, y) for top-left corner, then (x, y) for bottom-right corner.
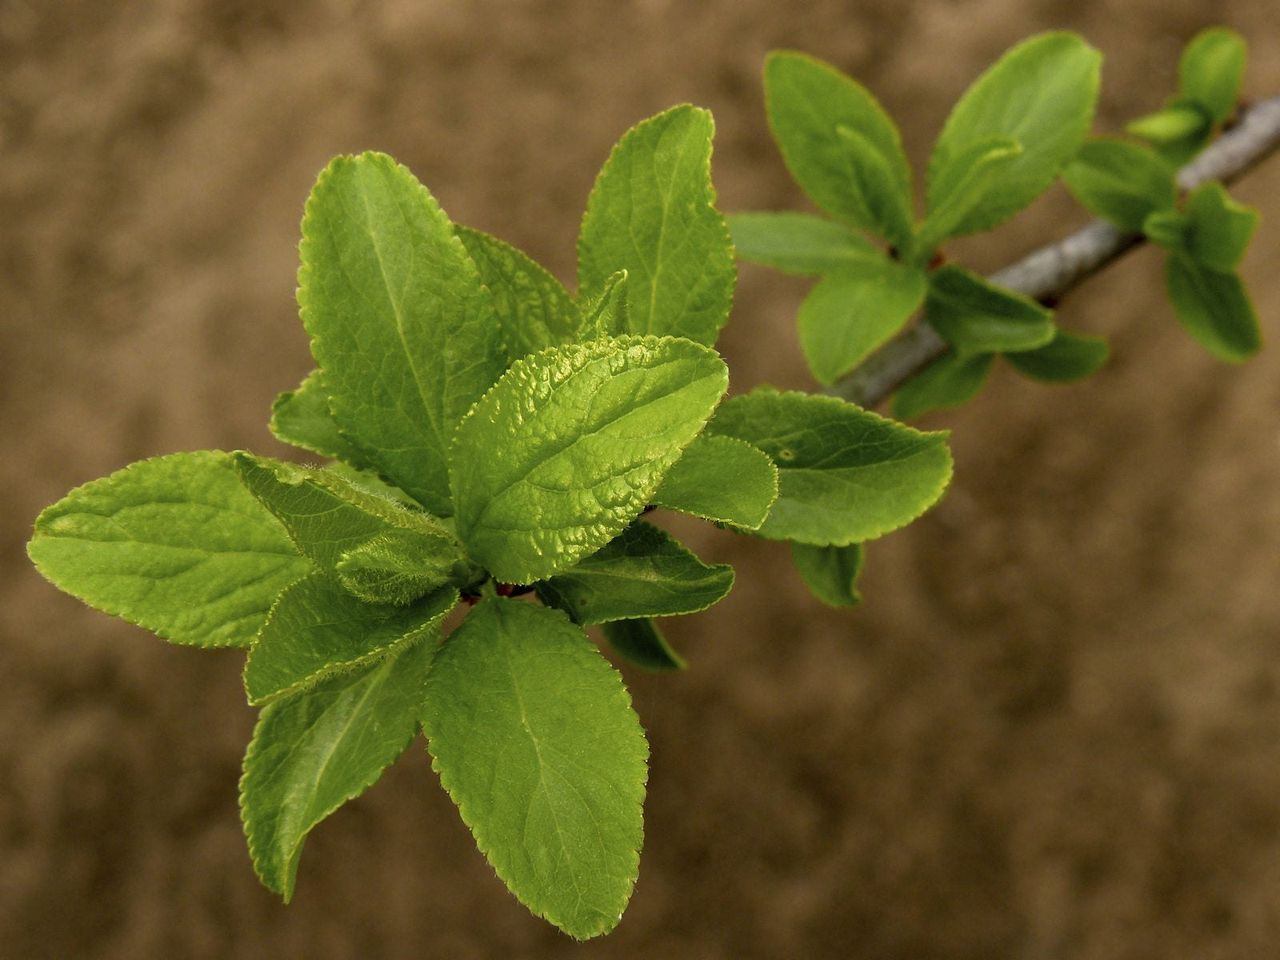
(3, 1), (1280, 957)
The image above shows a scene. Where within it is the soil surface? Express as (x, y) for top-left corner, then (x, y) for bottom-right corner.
(4, 2), (1280, 958)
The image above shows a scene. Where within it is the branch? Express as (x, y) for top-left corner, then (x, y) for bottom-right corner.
(832, 94), (1280, 408)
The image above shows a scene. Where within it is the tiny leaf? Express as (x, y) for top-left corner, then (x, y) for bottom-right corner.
(924, 265), (1055, 355)
(336, 530), (463, 606)
(790, 542), (864, 608)
(299, 152), (507, 514)
(652, 433), (779, 529)
(269, 370), (369, 466)
(1062, 138), (1177, 232)
(535, 521), (734, 625)
(1165, 255), (1260, 362)
(450, 336), (728, 584)
(728, 212), (882, 276)
(1004, 329), (1109, 383)
(798, 258), (928, 385)
(28, 452), (309, 649)
(1125, 103), (1209, 145)
(892, 350), (995, 420)
(707, 389), (952, 545)
(1142, 208), (1190, 254)
(928, 32), (1101, 235)
(764, 51), (913, 248)
(917, 137), (1023, 253)
(578, 105), (735, 345)
(1184, 181), (1259, 272)
(1179, 27), (1246, 124)
(602, 618), (686, 672)
(579, 269), (629, 339)
(423, 597), (648, 939)
(240, 633), (436, 901)
(244, 572), (455, 705)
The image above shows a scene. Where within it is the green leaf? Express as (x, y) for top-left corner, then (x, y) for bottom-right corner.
(763, 51), (913, 248)
(1062, 138), (1177, 232)
(456, 225), (582, 358)
(240, 632), (436, 901)
(1142, 208), (1190, 253)
(651, 434), (779, 529)
(707, 388), (952, 545)
(1184, 181), (1259, 272)
(1179, 27), (1246, 124)
(790, 542), (864, 608)
(579, 269), (629, 339)
(916, 137), (1023, 252)
(244, 572), (455, 705)
(335, 530), (463, 605)
(728, 212), (882, 276)
(928, 32), (1101, 235)
(422, 597), (648, 939)
(1165, 255), (1260, 362)
(924, 265), (1055, 355)
(269, 370), (369, 466)
(798, 258), (928, 385)
(1125, 104), (1209, 146)
(450, 336), (728, 583)
(299, 151), (507, 515)
(577, 105), (736, 345)
(28, 452), (309, 649)
(602, 618), (686, 672)
(535, 522), (733, 625)
(1004, 329), (1109, 383)
(892, 350), (995, 420)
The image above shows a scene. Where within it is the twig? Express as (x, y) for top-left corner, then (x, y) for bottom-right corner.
(832, 94), (1280, 408)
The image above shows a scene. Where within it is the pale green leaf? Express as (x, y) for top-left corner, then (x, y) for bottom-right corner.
(651, 433), (779, 529)
(928, 32), (1101, 235)
(763, 51), (913, 248)
(707, 389), (952, 545)
(244, 572), (455, 705)
(1062, 138), (1177, 233)
(240, 634), (436, 901)
(456, 225), (582, 358)
(917, 137), (1022, 252)
(535, 521), (733, 625)
(1004, 329), (1109, 383)
(422, 597), (648, 939)
(1179, 27), (1246, 124)
(798, 258), (927, 385)
(1165, 255), (1260, 362)
(790, 542), (864, 608)
(1125, 104), (1209, 146)
(299, 151), (507, 515)
(602, 618), (686, 672)
(450, 336), (728, 583)
(924, 265), (1055, 355)
(335, 530), (465, 605)
(28, 451), (309, 649)
(579, 270), (629, 339)
(728, 212), (882, 276)
(577, 105), (735, 345)
(892, 351), (995, 420)
(269, 370), (369, 466)
(1184, 182), (1259, 272)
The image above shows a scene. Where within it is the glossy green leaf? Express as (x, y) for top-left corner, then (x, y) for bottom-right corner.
(764, 51), (913, 248)
(892, 350), (995, 420)
(450, 336), (728, 583)
(28, 452), (309, 649)
(536, 522), (733, 625)
(577, 105), (735, 345)
(233, 454), (464, 590)
(916, 137), (1022, 252)
(790, 542), (864, 608)
(240, 633), (436, 901)
(269, 370), (369, 466)
(1179, 27), (1246, 124)
(707, 388), (952, 545)
(456, 225), (582, 358)
(928, 32), (1100, 235)
(244, 572), (455, 705)
(728, 212), (882, 276)
(925, 265), (1055, 355)
(1062, 138), (1177, 232)
(602, 618), (686, 672)
(1184, 182), (1259, 272)
(1165, 256), (1260, 362)
(299, 152), (507, 515)
(1004, 329), (1109, 383)
(423, 597), (648, 939)
(799, 259), (928, 385)
(651, 434), (779, 529)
